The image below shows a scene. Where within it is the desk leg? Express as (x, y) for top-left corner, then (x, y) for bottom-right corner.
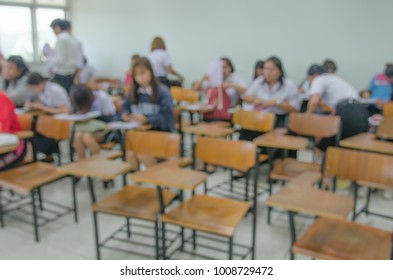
(179, 112), (184, 157)
(251, 148), (261, 260)
(87, 177), (96, 204)
(267, 148), (276, 225)
(352, 181), (359, 221)
(71, 176), (78, 222)
(288, 211), (297, 260)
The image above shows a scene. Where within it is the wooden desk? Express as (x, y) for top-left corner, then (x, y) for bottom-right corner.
(183, 123), (234, 138)
(15, 109), (46, 117)
(129, 165), (207, 191)
(15, 130), (34, 140)
(266, 183), (353, 259)
(253, 130), (309, 150)
(339, 133), (393, 155)
(179, 104), (214, 114)
(0, 144), (18, 154)
(58, 158), (133, 202)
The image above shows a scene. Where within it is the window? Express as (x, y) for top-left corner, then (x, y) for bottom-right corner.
(0, 0), (69, 62)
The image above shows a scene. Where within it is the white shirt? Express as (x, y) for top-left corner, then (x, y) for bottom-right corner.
(79, 64), (96, 84)
(51, 32), (80, 75)
(309, 73), (358, 109)
(90, 90), (116, 116)
(148, 49), (172, 77)
(244, 76), (300, 115)
(39, 81), (71, 108)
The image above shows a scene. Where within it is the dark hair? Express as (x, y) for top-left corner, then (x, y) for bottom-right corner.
(27, 72), (46, 86)
(69, 85), (94, 112)
(322, 59), (337, 73)
(307, 64), (324, 76)
(384, 63), (393, 78)
(128, 57), (159, 104)
(151, 37), (166, 51)
(265, 56), (285, 85)
(254, 60), (264, 79)
(64, 20), (71, 30)
(5, 55), (29, 88)
(50, 18), (68, 30)
(220, 57), (234, 73)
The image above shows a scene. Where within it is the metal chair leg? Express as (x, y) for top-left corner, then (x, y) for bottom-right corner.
(228, 236), (233, 260)
(31, 190), (39, 242)
(93, 212), (101, 260)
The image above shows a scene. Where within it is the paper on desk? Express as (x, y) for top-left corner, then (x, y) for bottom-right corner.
(207, 59), (223, 87)
(54, 111), (101, 121)
(107, 121), (141, 130)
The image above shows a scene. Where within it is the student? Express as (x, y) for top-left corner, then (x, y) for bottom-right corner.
(0, 53), (4, 87)
(307, 64), (369, 151)
(49, 18), (81, 92)
(0, 92), (27, 171)
(253, 60), (264, 81)
(79, 57), (96, 85)
(242, 56), (300, 140)
(322, 58), (337, 74)
(148, 37), (184, 88)
(69, 85), (116, 160)
(298, 64), (325, 112)
(121, 57), (175, 132)
(365, 63), (393, 115)
(125, 54), (140, 87)
(2, 55), (35, 107)
(193, 57), (247, 107)
(26, 73), (71, 114)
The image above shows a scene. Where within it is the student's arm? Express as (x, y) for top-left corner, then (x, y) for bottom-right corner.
(307, 94), (321, 113)
(166, 66), (184, 82)
(223, 82), (247, 95)
(192, 74), (209, 91)
(242, 78), (260, 103)
(144, 87), (175, 132)
(307, 76), (325, 113)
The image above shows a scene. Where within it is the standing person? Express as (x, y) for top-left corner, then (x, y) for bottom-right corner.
(148, 36), (184, 88)
(2, 55), (35, 107)
(0, 92), (27, 171)
(49, 18), (80, 93)
(252, 60), (264, 81)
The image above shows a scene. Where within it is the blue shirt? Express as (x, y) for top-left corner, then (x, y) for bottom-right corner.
(368, 74), (392, 101)
(121, 84), (175, 132)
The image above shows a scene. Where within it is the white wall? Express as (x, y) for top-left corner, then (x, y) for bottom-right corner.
(71, 0), (393, 90)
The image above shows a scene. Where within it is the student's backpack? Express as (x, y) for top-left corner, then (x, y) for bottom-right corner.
(203, 85), (231, 121)
(336, 100), (369, 139)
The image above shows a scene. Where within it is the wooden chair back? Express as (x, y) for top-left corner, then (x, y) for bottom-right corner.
(383, 102), (393, 118)
(232, 110), (275, 133)
(288, 113), (341, 138)
(324, 146), (393, 188)
(170, 87), (199, 104)
(376, 117), (393, 140)
(17, 113), (33, 131)
(195, 137), (256, 172)
(125, 130), (180, 159)
(35, 116), (73, 141)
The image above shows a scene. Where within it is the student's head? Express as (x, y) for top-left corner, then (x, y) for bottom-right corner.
(151, 37), (166, 51)
(5, 55), (29, 81)
(129, 57), (158, 104)
(384, 63), (393, 83)
(263, 56), (285, 85)
(254, 60), (264, 79)
(359, 89), (371, 99)
(130, 54), (140, 70)
(50, 18), (68, 35)
(307, 64), (324, 82)
(220, 57), (234, 79)
(64, 20), (71, 32)
(69, 85), (95, 114)
(322, 59), (337, 74)
(27, 72), (46, 94)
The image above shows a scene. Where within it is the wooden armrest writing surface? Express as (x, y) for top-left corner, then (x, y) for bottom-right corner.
(339, 133), (393, 155)
(253, 131), (309, 150)
(266, 186), (353, 219)
(129, 165), (207, 191)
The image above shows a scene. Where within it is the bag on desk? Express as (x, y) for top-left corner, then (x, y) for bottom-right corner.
(203, 85), (231, 121)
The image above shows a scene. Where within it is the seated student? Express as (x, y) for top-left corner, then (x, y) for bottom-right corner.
(298, 64), (325, 112)
(307, 63), (369, 151)
(253, 60), (264, 82)
(69, 85), (116, 160)
(26, 72), (72, 161)
(124, 54), (140, 88)
(121, 57), (175, 169)
(241, 56), (300, 141)
(148, 37), (184, 88)
(193, 57), (247, 108)
(365, 63), (393, 115)
(79, 57), (96, 85)
(0, 92), (27, 171)
(322, 58), (337, 74)
(2, 55), (35, 107)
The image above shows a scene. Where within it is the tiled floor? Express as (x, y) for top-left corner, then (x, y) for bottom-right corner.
(0, 148), (392, 260)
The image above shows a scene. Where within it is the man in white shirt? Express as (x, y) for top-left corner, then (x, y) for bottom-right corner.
(50, 18), (80, 93)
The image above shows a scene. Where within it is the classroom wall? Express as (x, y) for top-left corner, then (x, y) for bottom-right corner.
(70, 0), (393, 90)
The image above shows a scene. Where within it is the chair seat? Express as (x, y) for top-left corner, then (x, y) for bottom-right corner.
(0, 162), (66, 195)
(270, 158), (320, 181)
(162, 195), (250, 237)
(92, 186), (177, 221)
(100, 142), (116, 150)
(183, 124), (234, 138)
(199, 121), (231, 128)
(293, 218), (392, 260)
